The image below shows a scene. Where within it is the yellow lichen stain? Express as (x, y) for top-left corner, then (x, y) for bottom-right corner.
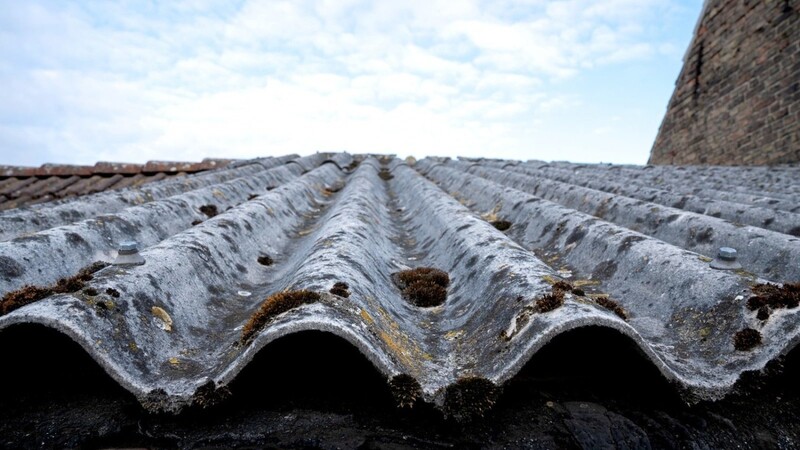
(699, 328), (711, 339)
(129, 342), (139, 352)
(151, 306), (173, 332)
(444, 329), (465, 341)
(212, 189), (225, 199)
(168, 357), (181, 366)
(298, 227), (315, 237)
(378, 331), (414, 368)
(698, 255), (713, 263)
(364, 298), (427, 372)
(481, 204), (502, 223)
(573, 279), (601, 288)
(360, 308), (374, 325)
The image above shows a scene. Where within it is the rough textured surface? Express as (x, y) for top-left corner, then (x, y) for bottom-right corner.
(0, 153), (799, 433)
(650, 0), (800, 165)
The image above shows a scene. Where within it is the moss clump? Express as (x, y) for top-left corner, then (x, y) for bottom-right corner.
(389, 374), (422, 409)
(192, 380), (231, 409)
(490, 220), (512, 231)
(595, 297), (627, 320)
(330, 281), (350, 298)
(257, 255), (274, 266)
(378, 169), (394, 180)
(746, 282), (800, 320)
(1, 261), (109, 316)
(734, 328), (762, 351)
(241, 290), (321, 343)
(199, 204), (219, 218)
(393, 267), (450, 307)
(443, 377), (501, 422)
(535, 290), (565, 313)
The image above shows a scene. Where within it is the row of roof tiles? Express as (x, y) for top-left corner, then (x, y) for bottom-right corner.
(0, 158), (234, 177)
(0, 158), (235, 211)
(0, 153), (797, 418)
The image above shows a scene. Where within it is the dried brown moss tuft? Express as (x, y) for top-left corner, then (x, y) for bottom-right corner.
(199, 204), (219, 218)
(405, 281), (447, 307)
(551, 280), (573, 292)
(595, 297), (627, 320)
(734, 328), (762, 351)
(535, 290), (565, 313)
(192, 380), (232, 409)
(378, 169), (394, 180)
(393, 267), (450, 307)
(443, 377), (501, 422)
(330, 281), (350, 298)
(0, 261), (109, 316)
(746, 283), (800, 321)
(241, 290), (320, 343)
(490, 220), (512, 231)
(389, 374), (423, 409)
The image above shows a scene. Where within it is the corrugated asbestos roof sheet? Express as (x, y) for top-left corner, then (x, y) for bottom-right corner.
(0, 158), (234, 211)
(0, 153), (798, 416)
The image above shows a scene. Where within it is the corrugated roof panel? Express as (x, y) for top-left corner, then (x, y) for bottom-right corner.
(0, 153), (798, 419)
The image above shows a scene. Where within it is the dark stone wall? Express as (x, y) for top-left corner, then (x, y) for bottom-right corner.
(649, 0), (800, 165)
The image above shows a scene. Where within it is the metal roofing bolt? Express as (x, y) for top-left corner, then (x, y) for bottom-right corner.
(718, 247), (737, 261)
(710, 246), (742, 270)
(113, 241), (146, 266)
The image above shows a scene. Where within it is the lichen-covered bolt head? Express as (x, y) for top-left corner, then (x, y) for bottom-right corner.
(718, 247), (737, 261)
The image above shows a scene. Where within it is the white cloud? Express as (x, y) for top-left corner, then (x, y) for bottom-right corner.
(0, 0), (692, 166)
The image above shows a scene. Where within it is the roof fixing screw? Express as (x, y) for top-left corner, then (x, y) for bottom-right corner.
(718, 247), (737, 261)
(710, 246), (742, 270)
(113, 240), (146, 266)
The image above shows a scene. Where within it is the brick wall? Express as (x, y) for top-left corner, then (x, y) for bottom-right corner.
(649, 0), (800, 165)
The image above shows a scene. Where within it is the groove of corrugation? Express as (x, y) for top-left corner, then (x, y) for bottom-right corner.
(0, 153), (798, 414)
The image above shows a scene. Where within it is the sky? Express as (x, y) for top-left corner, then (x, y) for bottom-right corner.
(0, 0), (702, 166)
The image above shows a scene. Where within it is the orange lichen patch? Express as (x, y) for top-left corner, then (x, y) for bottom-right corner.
(330, 281), (350, 298)
(393, 267), (450, 307)
(734, 328), (762, 351)
(0, 261), (108, 316)
(241, 290), (320, 344)
(595, 297), (628, 320)
(199, 204), (218, 218)
(746, 282), (800, 320)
